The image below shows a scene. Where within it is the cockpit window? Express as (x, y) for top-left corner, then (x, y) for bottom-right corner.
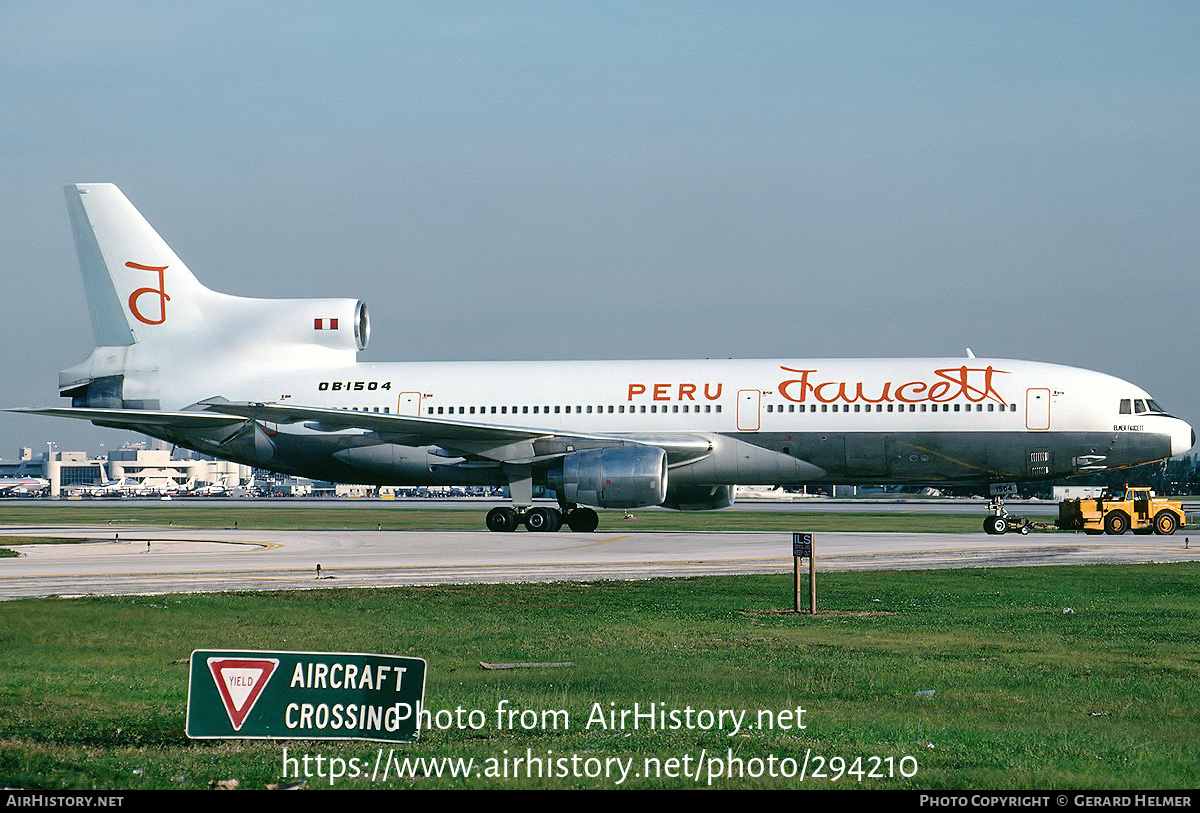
(1123, 397), (1170, 416)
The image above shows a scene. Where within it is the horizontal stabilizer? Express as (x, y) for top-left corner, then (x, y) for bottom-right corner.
(8, 406), (248, 429)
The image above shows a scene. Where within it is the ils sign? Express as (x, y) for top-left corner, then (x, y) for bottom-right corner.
(186, 649), (427, 743)
(792, 533), (813, 558)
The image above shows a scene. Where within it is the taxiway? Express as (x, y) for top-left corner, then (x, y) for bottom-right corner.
(3, 525), (1197, 600)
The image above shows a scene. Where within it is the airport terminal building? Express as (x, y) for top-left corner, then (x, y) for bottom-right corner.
(0, 445), (250, 497)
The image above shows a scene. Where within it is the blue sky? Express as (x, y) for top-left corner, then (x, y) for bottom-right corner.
(2, 1), (1198, 456)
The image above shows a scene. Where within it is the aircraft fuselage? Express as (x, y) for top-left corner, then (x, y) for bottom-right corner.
(139, 356), (1189, 493)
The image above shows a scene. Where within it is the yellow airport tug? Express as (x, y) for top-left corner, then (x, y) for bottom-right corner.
(1056, 486), (1185, 535)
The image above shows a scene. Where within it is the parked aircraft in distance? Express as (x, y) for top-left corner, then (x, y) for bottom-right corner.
(78, 476), (136, 498)
(0, 476), (50, 497)
(14, 184), (1195, 533)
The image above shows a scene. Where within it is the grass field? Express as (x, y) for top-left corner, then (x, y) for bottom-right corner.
(2, 565), (1198, 789)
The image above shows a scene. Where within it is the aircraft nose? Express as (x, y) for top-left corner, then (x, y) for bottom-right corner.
(1173, 419), (1196, 458)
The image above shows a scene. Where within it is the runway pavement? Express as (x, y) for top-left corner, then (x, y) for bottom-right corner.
(3, 524), (1198, 600)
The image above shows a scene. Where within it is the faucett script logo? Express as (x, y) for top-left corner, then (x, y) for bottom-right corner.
(777, 365), (1010, 406)
(126, 261), (170, 325)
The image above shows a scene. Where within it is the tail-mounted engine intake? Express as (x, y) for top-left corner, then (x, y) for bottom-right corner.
(547, 446), (668, 509)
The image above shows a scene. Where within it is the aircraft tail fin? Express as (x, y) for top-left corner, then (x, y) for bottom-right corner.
(65, 184), (211, 348)
(60, 184), (370, 409)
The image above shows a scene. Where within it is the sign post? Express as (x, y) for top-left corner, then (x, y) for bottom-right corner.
(792, 533), (815, 615)
(186, 649), (427, 743)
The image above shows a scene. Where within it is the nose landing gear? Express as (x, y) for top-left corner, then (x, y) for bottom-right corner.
(983, 496), (1031, 535)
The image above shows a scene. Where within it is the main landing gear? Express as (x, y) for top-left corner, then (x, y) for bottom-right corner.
(488, 463), (600, 532)
(485, 505), (600, 533)
(982, 496), (1030, 535)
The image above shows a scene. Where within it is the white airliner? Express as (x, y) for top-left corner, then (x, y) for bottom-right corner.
(0, 476), (51, 497)
(80, 476), (135, 498)
(15, 184), (1195, 533)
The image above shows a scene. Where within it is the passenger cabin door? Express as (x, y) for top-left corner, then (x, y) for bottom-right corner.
(1026, 388), (1050, 431)
(737, 390), (760, 431)
(397, 392), (422, 417)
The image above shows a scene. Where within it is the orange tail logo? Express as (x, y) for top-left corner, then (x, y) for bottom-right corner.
(126, 262), (170, 325)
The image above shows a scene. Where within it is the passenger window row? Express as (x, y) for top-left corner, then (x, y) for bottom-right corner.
(427, 404), (724, 416)
(764, 402), (1018, 413)
(328, 401), (1023, 419)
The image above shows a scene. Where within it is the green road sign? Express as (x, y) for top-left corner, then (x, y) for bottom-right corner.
(186, 649), (427, 743)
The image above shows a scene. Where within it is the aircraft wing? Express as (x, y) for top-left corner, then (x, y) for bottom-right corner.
(202, 401), (713, 465)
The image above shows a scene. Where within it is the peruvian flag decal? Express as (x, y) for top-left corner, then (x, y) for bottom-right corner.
(207, 657), (279, 731)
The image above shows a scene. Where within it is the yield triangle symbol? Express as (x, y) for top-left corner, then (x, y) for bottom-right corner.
(207, 657), (279, 731)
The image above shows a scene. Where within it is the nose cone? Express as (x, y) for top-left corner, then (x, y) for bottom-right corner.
(1172, 418), (1196, 458)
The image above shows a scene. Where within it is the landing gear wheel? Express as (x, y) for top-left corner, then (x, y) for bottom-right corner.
(1153, 511), (1178, 536)
(565, 507), (599, 533)
(983, 515), (1008, 535)
(485, 507), (519, 532)
(524, 507), (562, 532)
(1104, 511), (1129, 535)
